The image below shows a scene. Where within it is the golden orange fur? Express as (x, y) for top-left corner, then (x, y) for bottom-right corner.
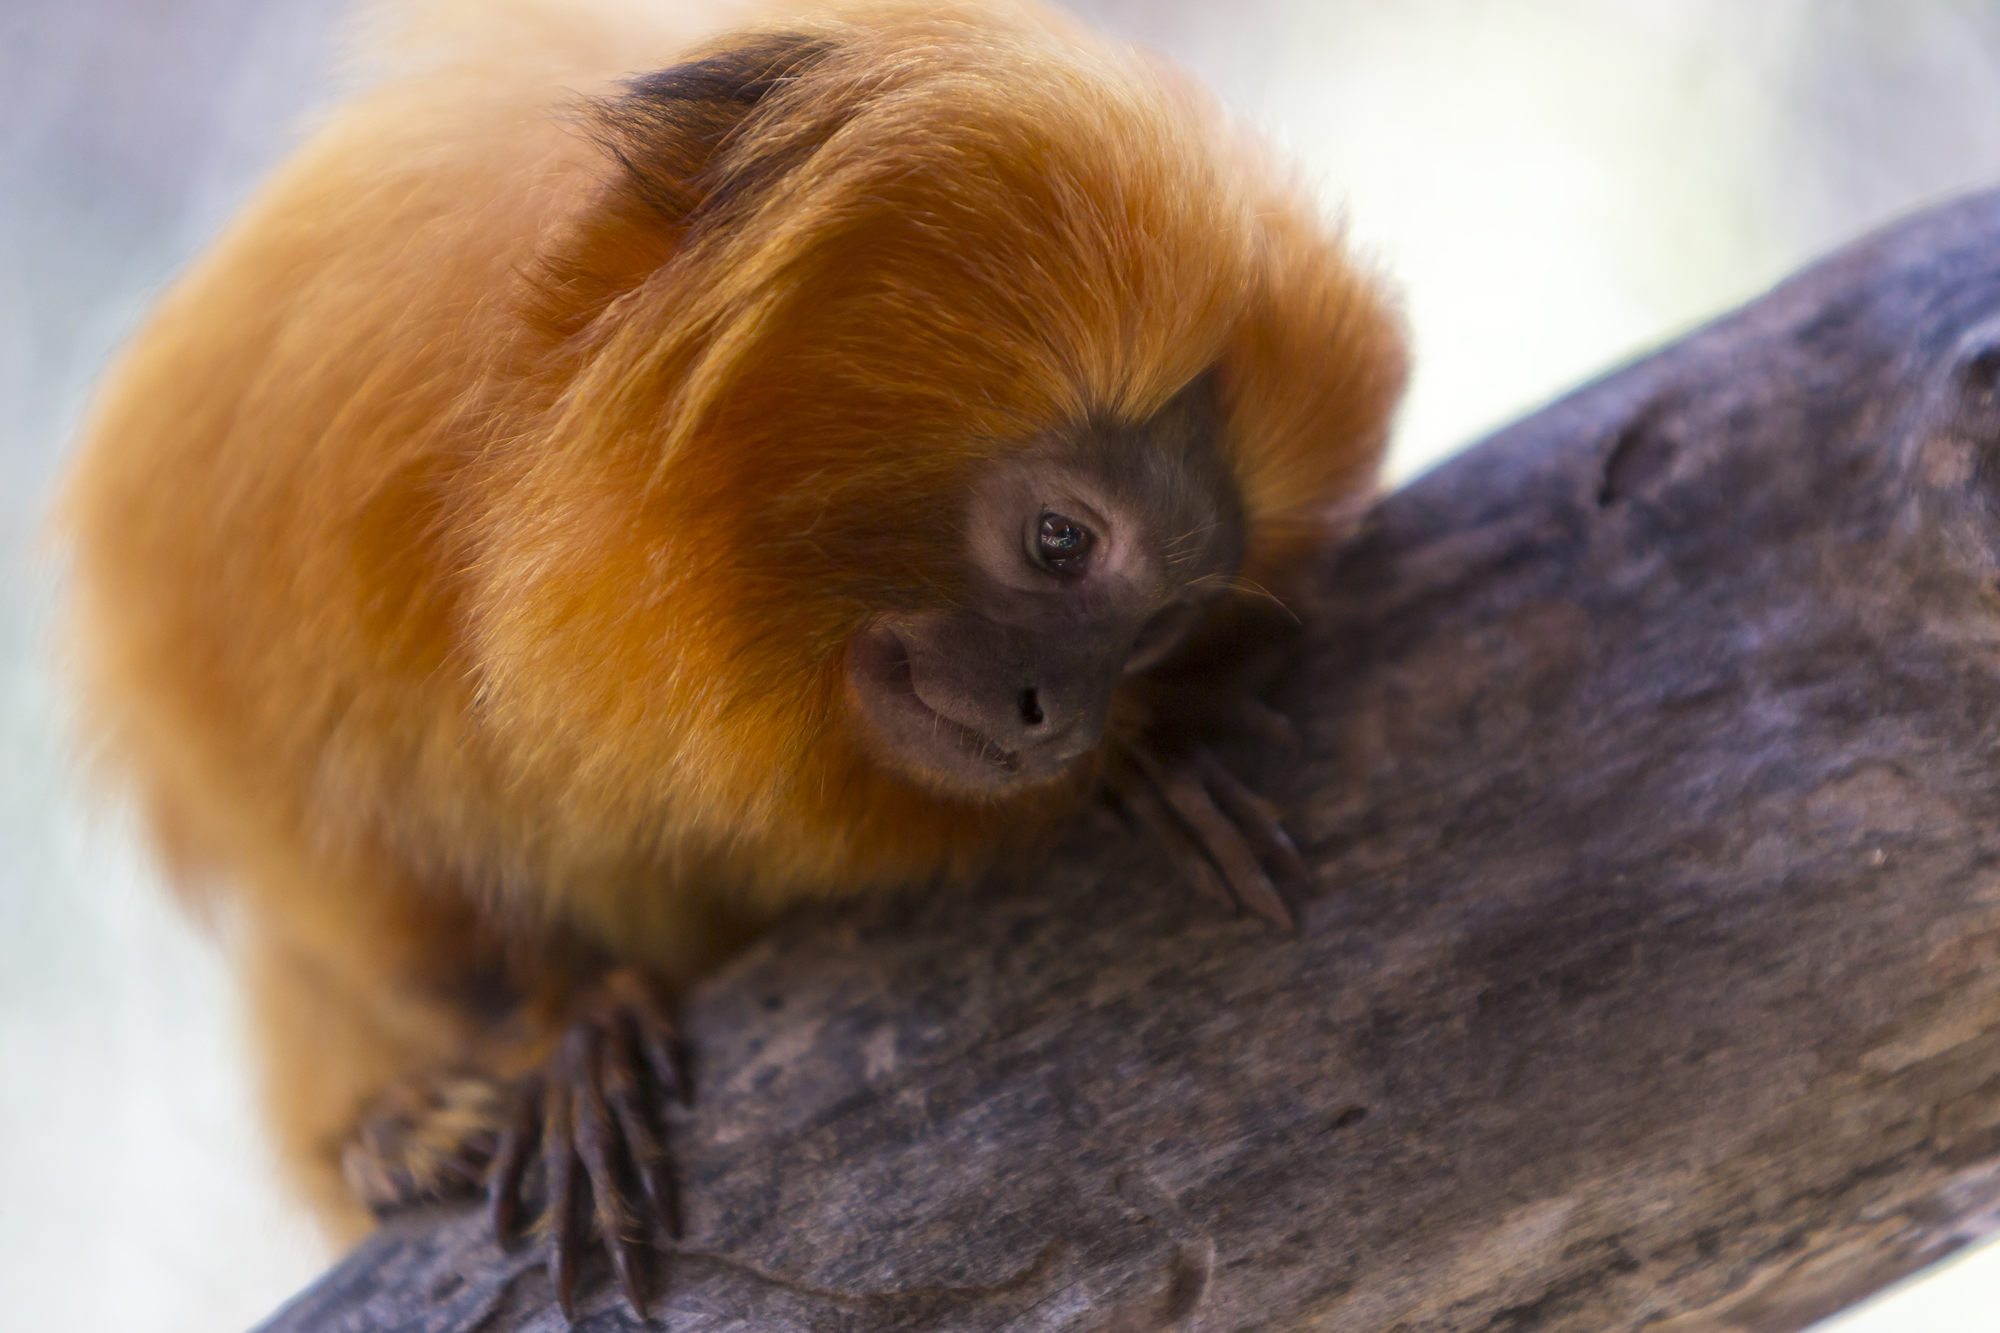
(58, 0), (1404, 1249)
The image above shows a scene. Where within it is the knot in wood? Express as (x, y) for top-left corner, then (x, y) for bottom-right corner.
(1595, 412), (1679, 509)
(1951, 318), (2000, 414)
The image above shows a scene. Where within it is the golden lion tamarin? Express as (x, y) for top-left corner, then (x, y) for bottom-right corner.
(58, 0), (1404, 1315)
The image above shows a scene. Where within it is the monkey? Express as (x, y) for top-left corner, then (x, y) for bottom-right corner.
(56, 0), (1404, 1317)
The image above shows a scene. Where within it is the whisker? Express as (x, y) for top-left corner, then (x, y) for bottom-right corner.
(1183, 571), (1299, 621)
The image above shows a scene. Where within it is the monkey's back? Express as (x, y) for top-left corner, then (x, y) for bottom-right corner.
(56, 0), (726, 907)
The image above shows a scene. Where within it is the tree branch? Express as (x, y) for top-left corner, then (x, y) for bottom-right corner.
(258, 189), (2000, 1333)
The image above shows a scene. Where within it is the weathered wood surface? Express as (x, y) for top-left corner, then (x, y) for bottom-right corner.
(258, 191), (2000, 1332)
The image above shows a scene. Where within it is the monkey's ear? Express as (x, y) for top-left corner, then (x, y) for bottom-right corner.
(588, 32), (836, 225)
(530, 32), (837, 342)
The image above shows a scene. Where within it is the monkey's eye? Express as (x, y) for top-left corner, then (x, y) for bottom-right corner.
(1035, 512), (1094, 575)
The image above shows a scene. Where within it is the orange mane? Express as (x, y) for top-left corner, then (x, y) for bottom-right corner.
(62, 0), (1403, 947)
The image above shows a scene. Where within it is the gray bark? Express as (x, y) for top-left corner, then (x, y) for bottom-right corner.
(255, 189), (2000, 1333)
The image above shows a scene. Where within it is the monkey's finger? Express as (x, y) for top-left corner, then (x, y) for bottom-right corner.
(607, 969), (691, 1107)
(456, 1123), (502, 1168)
(1197, 749), (1314, 894)
(1226, 697), (1303, 756)
(570, 1028), (648, 1316)
(440, 1146), (491, 1187)
(487, 1075), (543, 1242)
(1100, 780), (1143, 832)
(1139, 750), (1294, 931)
(341, 1135), (408, 1212)
(541, 1076), (582, 1321)
(641, 1029), (691, 1109)
(1117, 762), (1234, 910)
(607, 1014), (682, 1240)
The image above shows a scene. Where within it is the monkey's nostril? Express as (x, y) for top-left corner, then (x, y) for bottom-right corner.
(1018, 688), (1044, 726)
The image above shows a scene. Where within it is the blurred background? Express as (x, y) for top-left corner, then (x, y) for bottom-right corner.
(5, 1), (2000, 1328)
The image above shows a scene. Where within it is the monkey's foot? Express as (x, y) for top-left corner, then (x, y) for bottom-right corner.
(344, 1074), (509, 1210)
(487, 967), (689, 1321)
(1107, 738), (1312, 931)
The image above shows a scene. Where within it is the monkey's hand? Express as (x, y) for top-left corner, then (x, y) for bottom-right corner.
(343, 968), (687, 1321)
(344, 1073), (509, 1211)
(491, 968), (687, 1320)
(1104, 687), (1312, 932)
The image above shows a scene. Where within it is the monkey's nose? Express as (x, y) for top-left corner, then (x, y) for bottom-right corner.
(999, 678), (1105, 769)
(1018, 687), (1044, 726)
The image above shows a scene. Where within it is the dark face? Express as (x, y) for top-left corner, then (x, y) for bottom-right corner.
(845, 378), (1242, 795)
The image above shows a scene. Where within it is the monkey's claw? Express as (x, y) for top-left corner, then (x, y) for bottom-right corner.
(1110, 743), (1312, 930)
(486, 968), (689, 1321)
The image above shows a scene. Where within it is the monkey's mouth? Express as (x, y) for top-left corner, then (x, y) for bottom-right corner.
(845, 624), (1052, 794)
(884, 644), (1020, 771)
(858, 629), (1019, 769)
